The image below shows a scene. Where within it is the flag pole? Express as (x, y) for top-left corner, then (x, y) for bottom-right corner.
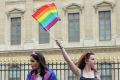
(45, 29), (56, 41)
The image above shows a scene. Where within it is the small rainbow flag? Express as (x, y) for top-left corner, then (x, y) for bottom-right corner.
(32, 3), (60, 31)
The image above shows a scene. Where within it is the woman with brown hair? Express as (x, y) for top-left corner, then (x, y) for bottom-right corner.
(56, 40), (100, 80)
(26, 51), (58, 80)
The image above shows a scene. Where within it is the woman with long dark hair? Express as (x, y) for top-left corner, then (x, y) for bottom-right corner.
(26, 51), (57, 80)
(56, 40), (100, 80)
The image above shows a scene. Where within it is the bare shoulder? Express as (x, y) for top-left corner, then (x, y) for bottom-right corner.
(76, 68), (81, 78)
(76, 69), (81, 80)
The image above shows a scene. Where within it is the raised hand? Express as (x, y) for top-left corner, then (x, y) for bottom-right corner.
(55, 40), (63, 49)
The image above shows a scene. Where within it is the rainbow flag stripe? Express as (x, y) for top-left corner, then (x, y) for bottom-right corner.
(32, 3), (60, 31)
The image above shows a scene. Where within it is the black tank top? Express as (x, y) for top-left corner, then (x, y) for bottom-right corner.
(80, 70), (97, 80)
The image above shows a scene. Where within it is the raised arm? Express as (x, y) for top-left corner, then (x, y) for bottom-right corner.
(55, 40), (80, 77)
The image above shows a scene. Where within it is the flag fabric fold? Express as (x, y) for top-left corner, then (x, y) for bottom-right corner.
(32, 3), (60, 31)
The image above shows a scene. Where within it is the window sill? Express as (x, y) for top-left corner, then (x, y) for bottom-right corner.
(5, 0), (25, 4)
(33, 0), (55, 1)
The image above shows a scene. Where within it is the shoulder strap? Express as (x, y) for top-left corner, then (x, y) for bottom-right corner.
(94, 71), (97, 78)
(80, 70), (83, 77)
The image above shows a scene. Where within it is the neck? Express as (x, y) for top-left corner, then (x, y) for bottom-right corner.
(84, 64), (92, 72)
(37, 68), (41, 75)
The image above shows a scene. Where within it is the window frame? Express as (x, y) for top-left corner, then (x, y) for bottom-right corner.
(99, 11), (111, 41)
(38, 25), (50, 44)
(68, 12), (80, 42)
(10, 17), (21, 45)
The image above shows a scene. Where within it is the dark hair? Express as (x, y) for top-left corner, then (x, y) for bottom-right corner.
(30, 52), (47, 77)
(77, 52), (95, 70)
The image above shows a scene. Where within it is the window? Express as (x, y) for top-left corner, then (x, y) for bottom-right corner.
(99, 11), (111, 41)
(68, 13), (80, 42)
(11, 17), (21, 45)
(101, 64), (112, 80)
(39, 25), (49, 44)
(9, 65), (20, 80)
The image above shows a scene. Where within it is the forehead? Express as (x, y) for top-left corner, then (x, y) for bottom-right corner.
(30, 56), (35, 60)
(89, 55), (95, 58)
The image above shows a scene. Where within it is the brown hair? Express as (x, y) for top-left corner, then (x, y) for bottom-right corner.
(31, 52), (47, 77)
(77, 52), (95, 70)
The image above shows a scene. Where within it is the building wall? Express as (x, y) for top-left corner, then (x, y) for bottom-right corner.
(0, 0), (120, 61)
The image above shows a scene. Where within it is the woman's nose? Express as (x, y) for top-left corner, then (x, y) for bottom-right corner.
(95, 60), (97, 63)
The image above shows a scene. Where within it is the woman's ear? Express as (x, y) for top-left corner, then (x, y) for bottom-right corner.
(85, 59), (89, 63)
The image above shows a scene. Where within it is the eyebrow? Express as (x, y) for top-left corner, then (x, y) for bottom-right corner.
(30, 60), (34, 61)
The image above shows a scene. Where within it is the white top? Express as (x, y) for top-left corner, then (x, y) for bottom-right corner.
(36, 76), (42, 80)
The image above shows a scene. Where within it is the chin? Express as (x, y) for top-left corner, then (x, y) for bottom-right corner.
(91, 66), (95, 69)
(32, 67), (36, 70)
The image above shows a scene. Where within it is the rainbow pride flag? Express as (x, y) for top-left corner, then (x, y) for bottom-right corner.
(32, 3), (60, 31)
